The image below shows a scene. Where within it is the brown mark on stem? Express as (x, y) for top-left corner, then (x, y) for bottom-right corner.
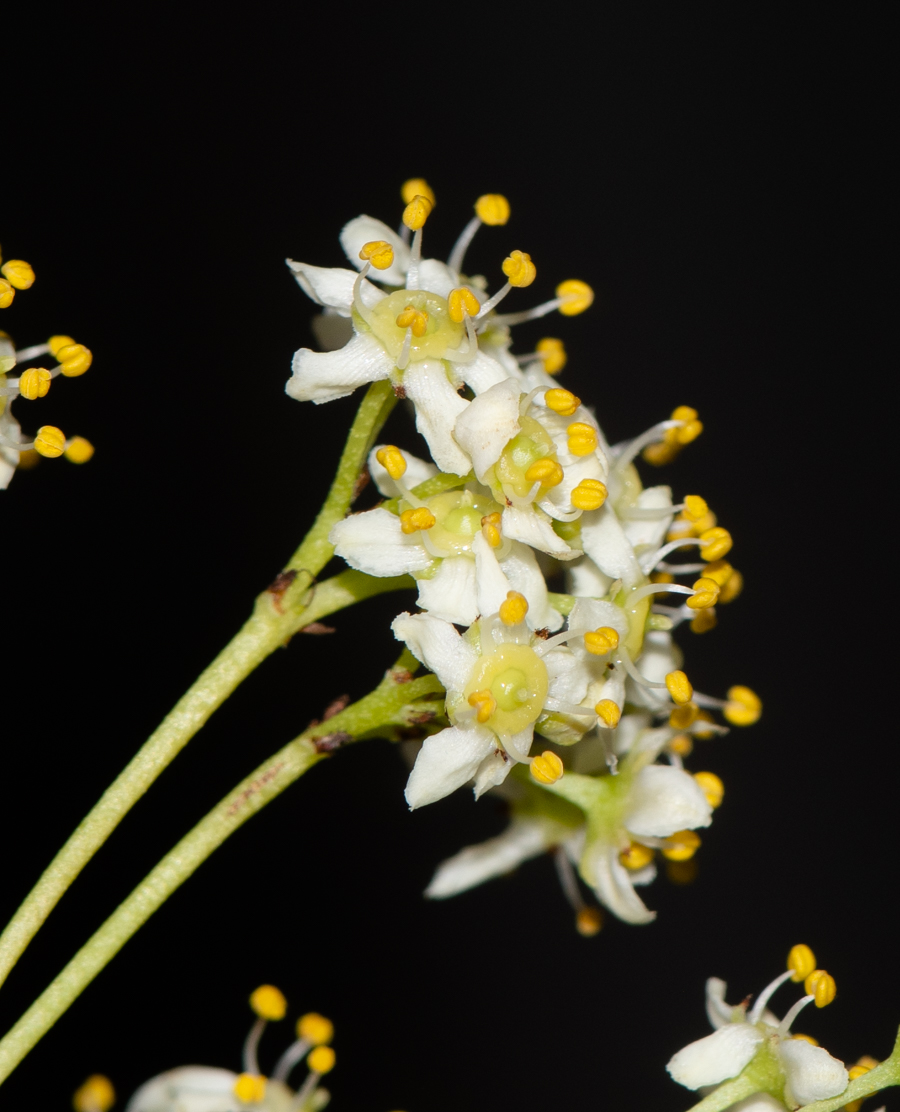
(227, 762), (287, 817)
(312, 731), (353, 754)
(266, 569), (298, 614)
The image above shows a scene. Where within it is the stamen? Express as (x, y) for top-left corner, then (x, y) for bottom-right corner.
(234, 1073), (267, 1104)
(448, 287), (481, 323)
(11, 342), (51, 362)
(536, 337), (567, 374)
(468, 689), (497, 724)
(620, 843), (654, 870)
(446, 193), (510, 274)
(481, 511), (503, 548)
(556, 279), (594, 315)
(34, 425), (66, 457)
(621, 581), (695, 607)
(73, 1075), (115, 1112)
(358, 239), (395, 271)
(395, 326), (413, 370)
(403, 194), (432, 291)
(661, 829), (700, 861)
(1, 259), (36, 289)
(395, 305), (429, 337)
(352, 263), (375, 326)
(685, 577), (720, 609)
(499, 590), (529, 626)
(0, 279), (15, 308)
(17, 367), (52, 399)
(272, 1037), (310, 1084)
(723, 685), (762, 726)
(693, 771), (724, 808)
(400, 507), (436, 534)
(748, 970), (793, 1024)
(595, 699), (621, 728)
(530, 749), (564, 784)
(544, 387), (581, 416)
(614, 645), (669, 691)
(778, 995), (815, 1037)
(583, 627), (619, 655)
(611, 420), (686, 472)
(665, 670), (693, 705)
(571, 478), (608, 511)
(788, 944), (817, 983)
(290, 1046), (336, 1111)
(805, 969), (837, 1007)
(375, 445), (407, 480)
(401, 178), (436, 207)
(55, 342), (92, 378)
(65, 436), (95, 463)
(566, 421), (599, 456)
(243, 1016), (266, 1075)
(524, 457), (563, 487)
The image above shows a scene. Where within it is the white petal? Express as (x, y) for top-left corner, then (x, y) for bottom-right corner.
(544, 647), (592, 705)
(402, 360), (471, 475)
(502, 505), (582, 560)
(779, 1039), (849, 1106)
(453, 376), (522, 482)
(499, 541), (564, 631)
(620, 485), (673, 553)
(124, 1066), (242, 1112)
(415, 557), (479, 625)
(391, 611), (477, 693)
(627, 628), (680, 711)
(461, 350), (513, 395)
(472, 530), (512, 619)
(368, 444), (436, 498)
(417, 257), (458, 298)
(568, 597), (630, 641)
(286, 260), (384, 315)
(404, 725), (496, 808)
(330, 508), (431, 576)
(729, 1097), (787, 1111)
(473, 747), (514, 797)
(565, 555), (613, 598)
(339, 214), (410, 286)
(706, 977), (737, 1029)
(580, 505), (644, 586)
(287, 331), (393, 404)
(667, 1024), (764, 1090)
(625, 764), (713, 838)
(583, 843), (656, 924)
(425, 817), (555, 898)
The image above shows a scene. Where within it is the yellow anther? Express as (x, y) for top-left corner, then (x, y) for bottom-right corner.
(65, 437), (95, 464)
(402, 195), (433, 231)
(699, 526), (733, 561)
(788, 944), (817, 983)
(666, 517), (697, 543)
(34, 425), (66, 458)
(847, 1064), (870, 1084)
(401, 178), (435, 207)
(48, 334), (75, 356)
(662, 829), (701, 861)
(475, 194), (510, 225)
(308, 1045), (336, 1075)
(665, 670), (693, 706)
(502, 250), (537, 288)
(651, 571), (674, 585)
(358, 240), (395, 270)
(669, 702), (698, 730)
(467, 689), (497, 724)
(724, 685), (762, 726)
(672, 405), (703, 444)
(571, 478), (608, 511)
(669, 733), (693, 757)
(400, 506), (436, 534)
(481, 511), (502, 548)
(499, 590), (529, 626)
(530, 750), (564, 785)
(375, 445), (407, 480)
(1, 259), (35, 290)
(718, 568), (743, 603)
(583, 626), (619, 655)
(694, 771), (724, 808)
(620, 843), (654, 870)
(395, 305), (429, 337)
(18, 367), (52, 400)
(702, 559), (734, 587)
(250, 983), (287, 1020)
(686, 576), (720, 610)
(73, 1074), (116, 1112)
(524, 457), (564, 487)
(0, 279), (14, 308)
(234, 1073), (267, 1103)
(447, 286), (480, 323)
(544, 387), (581, 416)
(575, 906), (603, 936)
(792, 1034), (819, 1046)
(16, 449), (40, 469)
(689, 607), (718, 634)
(693, 709), (717, 739)
(595, 699), (621, 728)
(56, 342), (93, 377)
(666, 858), (699, 885)
(804, 969), (837, 1008)
(566, 421), (598, 456)
(556, 279), (594, 316)
(536, 337), (566, 374)
(683, 495), (709, 521)
(297, 1012), (334, 1045)
(642, 440), (677, 466)
(856, 1056), (880, 1071)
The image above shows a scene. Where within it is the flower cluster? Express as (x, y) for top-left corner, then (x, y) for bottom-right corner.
(0, 244), (94, 488)
(287, 181), (762, 929)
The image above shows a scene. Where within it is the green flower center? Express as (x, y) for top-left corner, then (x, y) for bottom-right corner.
(368, 289), (465, 364)
(492, 415), (558, 498)
(464, 642), (549, 737)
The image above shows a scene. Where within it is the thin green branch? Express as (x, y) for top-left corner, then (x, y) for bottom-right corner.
(0, 658), (443, 1083)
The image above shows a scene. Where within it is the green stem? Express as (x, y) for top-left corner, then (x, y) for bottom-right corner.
(0, 657), (443, 1084)
(0, 382), (398, 991)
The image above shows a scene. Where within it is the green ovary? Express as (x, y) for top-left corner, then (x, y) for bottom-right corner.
(464, 643), (549, 736)
(493, 415), (557, 498)
(369, 289), (465, 363)
(410, 489), (502, 557)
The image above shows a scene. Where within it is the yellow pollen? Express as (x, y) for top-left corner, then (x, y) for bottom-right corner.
(530, 750), (564, 785)
(536, 337), (566, 374)
(250, 983), (287, 1020)
(788, 944), (817, 982)
(1, 259), (35, 290)
(395, 305), (429, 337)
(34, 425), (66, 458)
(73, 1074), (116, 1112)
(683, 494), (709, 521)
(718, 568), (744, 603)
(297, 1012), (334, 1045)
(669, 702), (698, 729)
(481, 511), (503, 548)
(308, 1045), (336, 1074)
(524, 457), (564, 487)
(499, 590), (529, 626)
(594, 699), (621, 728)
(575, 907), (603, 936)
(447, 286), (480, 323)
(566, 421), (598, 456)
(375, 445), (407, 480)
(724, 685), (762, 726)
(56, 342), (93, 377)
(669, 733), (693, 756)
(400, 506), (436, 534)
(665, 670), (693, 705)
(358, 239), (395, 270)
(672, 404), (703, 444)
(65, 437), (95, 464)
(792, 1034), (819, 1046)
(662, 829), (701, 861)
(583, 627), (619, 655)
(699, 526), (733, 561)
(48, 334), (75, 356)
(0, 279), (14, 308)
(402, 195), (433, 230)
(856, 1056), (880, 1071)
(233, 1074), (267, 1103)
(693, 771), (724, 808)
(18, 367), (52, 400)
(401, 178), (435, 207)
(686, 576), (720, 609)
(468, 689), (497, 724)
(556, 279), (594, 316)
(475, 193), (510, 225)
(571, 478), (608, 511)
(690, 607), (718, 634)
(804, 969), (837, 1007)
(702, 559), (734, 587)
(651, 571), (674, 585)
(502, 250), (537, 288)
(620, 843), (654, 870)
(544, 387), (581, 416)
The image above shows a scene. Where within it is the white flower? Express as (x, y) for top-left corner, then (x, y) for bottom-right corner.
(126, 1066), (296, 1112)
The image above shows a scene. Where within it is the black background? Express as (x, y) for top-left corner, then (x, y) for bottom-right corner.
(1, 8), (894, 1109)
